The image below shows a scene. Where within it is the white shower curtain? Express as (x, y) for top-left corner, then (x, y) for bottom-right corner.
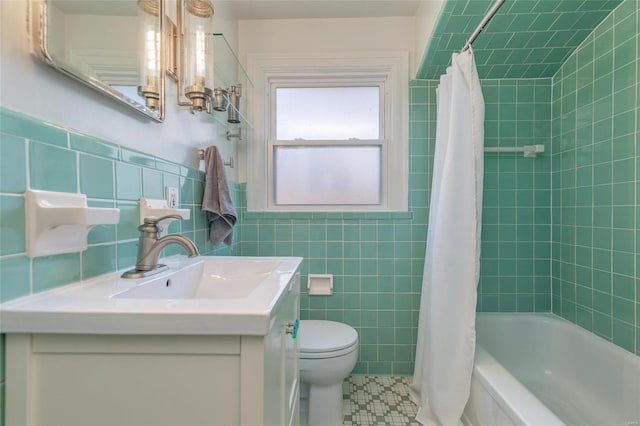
(410, 48), (484, 426)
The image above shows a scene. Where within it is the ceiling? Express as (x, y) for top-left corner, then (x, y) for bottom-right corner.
(220, 0), (423, 19)
(417, 0), (623, 79)
(54, 0), (423, 19)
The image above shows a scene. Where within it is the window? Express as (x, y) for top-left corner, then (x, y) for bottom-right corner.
(246, 53), (408, 212)
(272, 83), (383, 206)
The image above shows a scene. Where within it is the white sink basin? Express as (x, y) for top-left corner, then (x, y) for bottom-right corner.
(114, 258), (282, 300)
(0, 256), (302, 336)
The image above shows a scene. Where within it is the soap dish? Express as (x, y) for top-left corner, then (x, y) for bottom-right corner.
(25, 189), (120, 258)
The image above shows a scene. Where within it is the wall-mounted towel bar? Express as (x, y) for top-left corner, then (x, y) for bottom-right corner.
(484, 144), (544, 158)
(197, 149), (234, 168)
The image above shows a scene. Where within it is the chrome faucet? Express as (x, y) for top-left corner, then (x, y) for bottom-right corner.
(121, 215), (199, 279)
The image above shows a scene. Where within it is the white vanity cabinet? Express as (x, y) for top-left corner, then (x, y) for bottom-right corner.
(243, 271), (300, 426)
(4, 272), (301, 426)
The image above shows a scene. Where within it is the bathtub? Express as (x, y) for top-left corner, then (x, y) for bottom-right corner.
(462, 313), (640, 426)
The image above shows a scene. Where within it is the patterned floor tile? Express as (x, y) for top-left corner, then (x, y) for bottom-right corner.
(342, 375), (421, 426)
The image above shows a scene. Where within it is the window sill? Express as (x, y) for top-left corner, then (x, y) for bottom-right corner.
(242, 211), (414, 221)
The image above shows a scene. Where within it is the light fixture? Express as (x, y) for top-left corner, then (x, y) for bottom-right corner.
(177, 0), (215, 113)
(137, 0), (161, 111)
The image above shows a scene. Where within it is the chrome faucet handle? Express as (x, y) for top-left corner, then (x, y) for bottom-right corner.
(139, 215), (184, 235)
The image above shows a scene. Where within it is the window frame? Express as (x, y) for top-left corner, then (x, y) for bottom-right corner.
(246, 52), (409, 212)
(269, 78), (386, 210)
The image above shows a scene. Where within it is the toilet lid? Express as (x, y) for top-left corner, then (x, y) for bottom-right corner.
(298, 320), (358, 354)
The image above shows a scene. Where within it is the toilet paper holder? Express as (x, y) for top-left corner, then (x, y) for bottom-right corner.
(307, 274), (333, 296)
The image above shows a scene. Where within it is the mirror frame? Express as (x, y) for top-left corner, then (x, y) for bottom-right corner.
(28, 0), (165, 122)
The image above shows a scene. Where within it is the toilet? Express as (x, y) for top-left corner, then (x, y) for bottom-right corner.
(298, 320), (359, 426)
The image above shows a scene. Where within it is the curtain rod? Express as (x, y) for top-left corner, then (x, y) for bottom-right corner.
(461, 0), (506, 52)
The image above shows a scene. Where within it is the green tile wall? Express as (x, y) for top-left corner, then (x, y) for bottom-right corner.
(551, 0), (639, 355)
(478, 79), (553, 312)
(0, 107), (239, 422)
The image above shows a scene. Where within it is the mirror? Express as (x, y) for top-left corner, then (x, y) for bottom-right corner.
(29, 0), (164, 121)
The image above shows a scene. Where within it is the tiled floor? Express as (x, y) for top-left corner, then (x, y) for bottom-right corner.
(342, 375), (421, 426)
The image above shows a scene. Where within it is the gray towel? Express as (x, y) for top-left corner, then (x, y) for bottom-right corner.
(201, 145), (237, 248)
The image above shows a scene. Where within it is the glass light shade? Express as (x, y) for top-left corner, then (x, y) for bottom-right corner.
(182, 0), (214, 111)
(137, 0), (161, 110)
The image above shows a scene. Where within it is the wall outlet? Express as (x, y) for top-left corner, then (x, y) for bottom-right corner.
(165, 187), (179, 208)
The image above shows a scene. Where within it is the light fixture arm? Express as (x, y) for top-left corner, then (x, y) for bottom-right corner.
(226, 128), (242, 141)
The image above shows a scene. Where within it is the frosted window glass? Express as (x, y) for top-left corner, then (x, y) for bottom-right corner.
(275, 146), (381, 205)
(276, 87), (379, 140)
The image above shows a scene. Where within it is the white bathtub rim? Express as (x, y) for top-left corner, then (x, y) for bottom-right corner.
(471, 345), (566, 426)
(478, 312), (640, 359)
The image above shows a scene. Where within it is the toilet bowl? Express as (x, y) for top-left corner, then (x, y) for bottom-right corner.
(298, 320), (358, 426)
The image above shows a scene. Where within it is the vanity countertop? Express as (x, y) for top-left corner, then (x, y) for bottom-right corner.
(0, 255), (302, 336)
